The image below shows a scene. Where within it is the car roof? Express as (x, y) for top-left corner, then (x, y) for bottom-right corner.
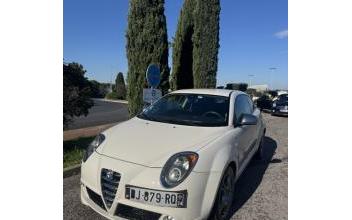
(170, 89), (245, 97)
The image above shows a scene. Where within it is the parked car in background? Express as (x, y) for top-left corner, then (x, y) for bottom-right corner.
(252, 96), (260, 102)
(80, 89), (266, 220)
(256, 94), (273, 111)
(272, 94), (288, 116)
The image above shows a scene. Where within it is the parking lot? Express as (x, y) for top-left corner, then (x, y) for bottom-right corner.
(63, 113), (287, 220)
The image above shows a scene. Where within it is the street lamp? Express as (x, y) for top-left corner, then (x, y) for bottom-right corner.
(248, 74), (254, 87)
(269, 67), (277, 90)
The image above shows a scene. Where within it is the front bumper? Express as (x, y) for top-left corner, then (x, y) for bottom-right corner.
(80, 152), (221, 220)
(272, 107), (288, 116)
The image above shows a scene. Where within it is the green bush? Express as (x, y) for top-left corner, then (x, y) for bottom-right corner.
(63, 136), (95, 168)
(105, 91), (119, 100)
(89, 80), (107, 98)
(115, 72), (127, 100)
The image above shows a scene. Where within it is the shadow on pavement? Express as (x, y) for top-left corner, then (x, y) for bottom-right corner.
(229, 136), (278, 217)
(271, 114), (288, 118)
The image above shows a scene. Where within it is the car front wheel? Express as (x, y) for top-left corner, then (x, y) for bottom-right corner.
(209, 166), (235, 220)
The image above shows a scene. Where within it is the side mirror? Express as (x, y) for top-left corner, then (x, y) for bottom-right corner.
(239, 114), (258, 126)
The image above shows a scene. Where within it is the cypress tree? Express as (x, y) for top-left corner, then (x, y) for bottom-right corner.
(126, 0), (170, 117)
(170, 0), (196, 90)
(115, 72), (127, 99)
(171, 0), (220, 89)
(193, 0), (220, 88)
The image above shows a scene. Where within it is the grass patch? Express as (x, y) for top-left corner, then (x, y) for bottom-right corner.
(63, 136), (95, 168)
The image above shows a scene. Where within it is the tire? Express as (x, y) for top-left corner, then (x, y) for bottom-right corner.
(255, 132), (265, 160)
(208, 167), (236, 220)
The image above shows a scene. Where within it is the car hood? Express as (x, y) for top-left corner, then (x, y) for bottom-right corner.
(98, 117), (228, 167)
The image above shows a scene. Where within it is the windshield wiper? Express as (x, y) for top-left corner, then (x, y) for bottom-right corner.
(159, 118), (204, 126)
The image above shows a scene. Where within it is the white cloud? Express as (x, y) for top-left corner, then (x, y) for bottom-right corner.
(274, 29), (288, 39)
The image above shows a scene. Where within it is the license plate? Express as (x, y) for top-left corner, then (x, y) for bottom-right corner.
(125, 185), (187, 208)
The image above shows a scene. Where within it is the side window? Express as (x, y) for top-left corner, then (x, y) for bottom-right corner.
(234, 95), (251, 124)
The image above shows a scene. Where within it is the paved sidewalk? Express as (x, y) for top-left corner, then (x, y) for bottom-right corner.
(92, 98), (128, 104)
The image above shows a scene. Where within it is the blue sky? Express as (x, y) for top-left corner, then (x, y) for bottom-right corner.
(64, 0), (287, 89)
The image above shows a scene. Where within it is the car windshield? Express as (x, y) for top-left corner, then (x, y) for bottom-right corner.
(137, 93), (230, 127)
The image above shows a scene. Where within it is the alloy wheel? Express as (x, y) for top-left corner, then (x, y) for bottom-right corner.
(216, 168), (235, 219)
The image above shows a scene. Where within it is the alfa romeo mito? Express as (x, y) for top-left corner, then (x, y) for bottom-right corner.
(80, 89), (266, 220)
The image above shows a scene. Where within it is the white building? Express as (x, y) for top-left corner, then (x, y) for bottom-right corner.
(248, 84), (269, 92)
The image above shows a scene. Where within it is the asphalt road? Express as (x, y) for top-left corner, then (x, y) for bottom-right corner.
(63, 113), (288, 220)
(67, 99), (129, 130)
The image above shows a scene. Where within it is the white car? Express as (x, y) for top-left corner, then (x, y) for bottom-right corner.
(81, 89), (266, 220)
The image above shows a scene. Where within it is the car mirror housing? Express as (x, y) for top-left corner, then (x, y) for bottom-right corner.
(239, 114), (258, 126)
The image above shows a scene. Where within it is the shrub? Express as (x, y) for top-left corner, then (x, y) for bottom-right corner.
(89, 80), (107, 98)
(115, 72), (126, 100)
(105, 91), (119, 100)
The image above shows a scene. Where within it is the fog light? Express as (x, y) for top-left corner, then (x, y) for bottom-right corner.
(163, 216), (175, 220)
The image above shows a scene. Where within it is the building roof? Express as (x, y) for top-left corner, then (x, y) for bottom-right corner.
(171, 89), (244, 97)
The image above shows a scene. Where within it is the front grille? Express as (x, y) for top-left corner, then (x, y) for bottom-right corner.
(101, 168), (121, 209)
(115, 204), (162, 220)
(86, 187), (106, 211)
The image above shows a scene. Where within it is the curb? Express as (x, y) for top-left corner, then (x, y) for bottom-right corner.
(63, 164), (81, 178)
(261, 109), (272, 114)
(92, 98), (128, 104)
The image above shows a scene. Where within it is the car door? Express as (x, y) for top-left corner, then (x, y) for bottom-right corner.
(245, 96), (261, 152)
(233, 95), (256, 169)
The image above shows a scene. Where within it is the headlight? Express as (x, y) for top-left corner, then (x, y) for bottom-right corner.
(82, 134), (105, 162)
(160, 152), (198, 188)
(273, 102), (276, 107)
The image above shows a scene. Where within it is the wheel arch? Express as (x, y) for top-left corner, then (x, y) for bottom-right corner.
(201, 161), (237, 219)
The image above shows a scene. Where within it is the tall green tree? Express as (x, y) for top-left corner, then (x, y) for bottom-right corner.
(171, 0), (220, 89)
(126, 0), (169, 117)
(192, 0), (220, 88)
(170, 0), (196, 90)
(115, 72), (127, 99)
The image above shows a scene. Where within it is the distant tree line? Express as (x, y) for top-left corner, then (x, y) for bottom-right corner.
(225, 83), (248, 92)
(89, 80), (111, 98)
